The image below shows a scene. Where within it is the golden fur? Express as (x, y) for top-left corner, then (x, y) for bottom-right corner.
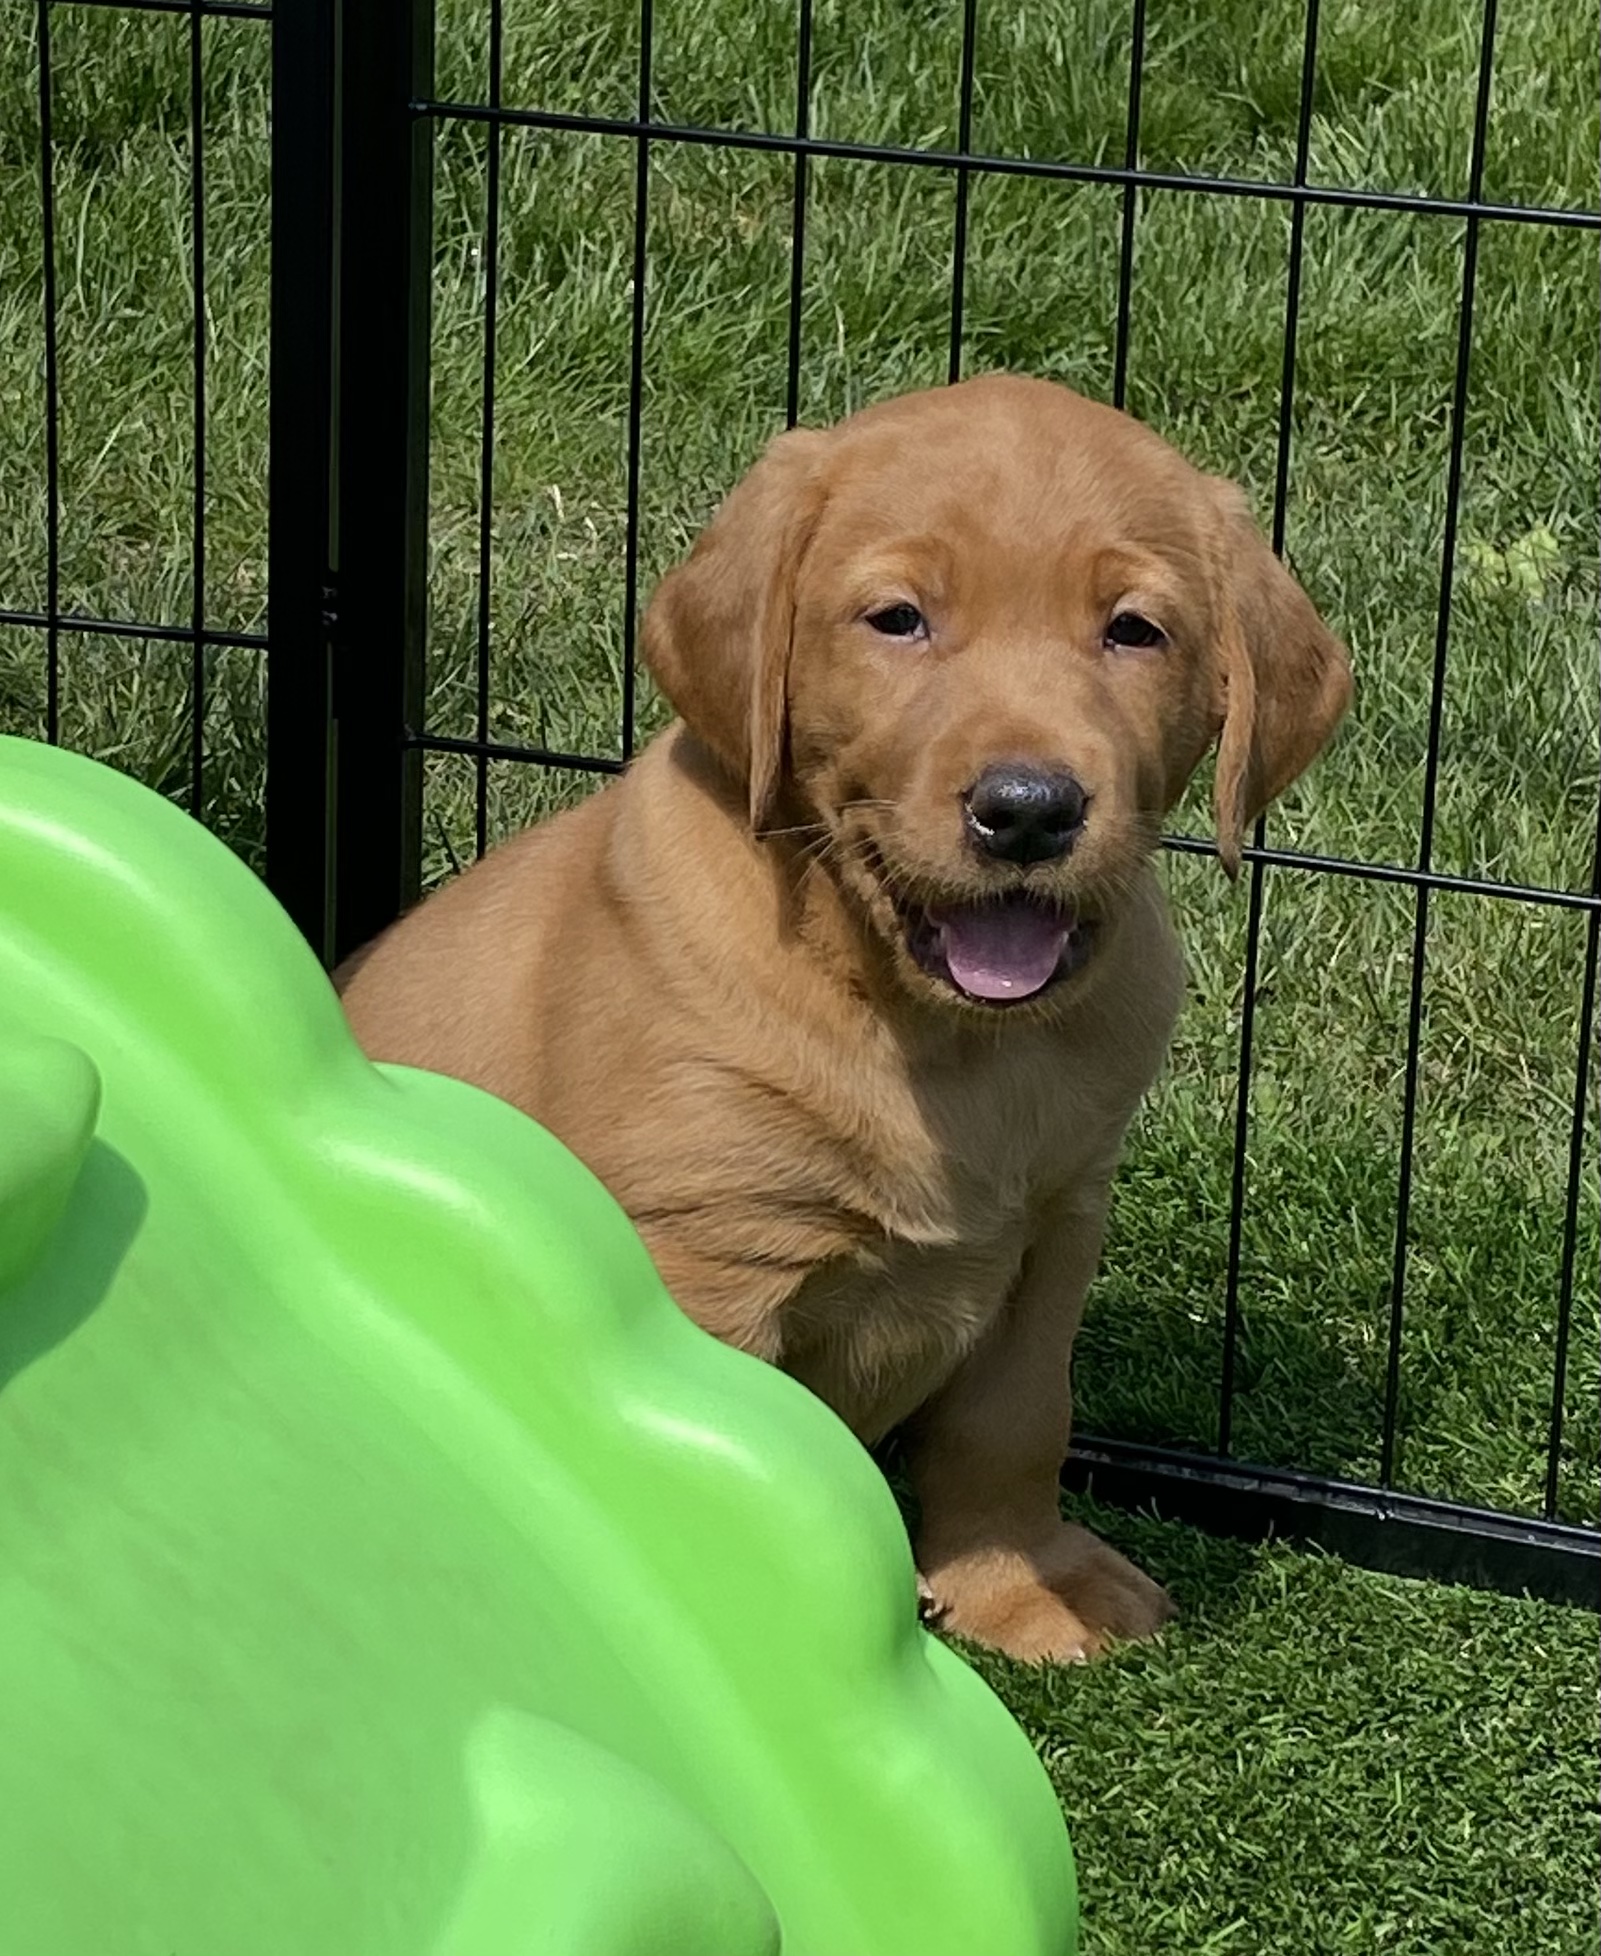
(340, 374), (1351, 1661)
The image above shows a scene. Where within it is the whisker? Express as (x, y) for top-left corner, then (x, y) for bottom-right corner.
(754, 821), (831, 843)
(793, 829), (881, 888)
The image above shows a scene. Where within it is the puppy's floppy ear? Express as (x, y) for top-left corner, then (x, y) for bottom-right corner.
(640, 426), (831, 832)
(1209, 482), (1353, 876)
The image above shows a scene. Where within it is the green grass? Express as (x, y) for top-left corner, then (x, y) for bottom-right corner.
(968, 1494), (1599, 1956)
(1, 2), (1597, 1947)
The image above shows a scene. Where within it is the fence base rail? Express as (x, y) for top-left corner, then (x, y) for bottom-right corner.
(1064, 1435), (1601, 1611)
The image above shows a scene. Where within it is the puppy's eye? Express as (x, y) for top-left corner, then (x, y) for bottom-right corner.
(1105, 611), (1166, 650)
(865, 603), (927, 639)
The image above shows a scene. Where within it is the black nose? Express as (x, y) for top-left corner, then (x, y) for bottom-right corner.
(963, 765), (1087, 864)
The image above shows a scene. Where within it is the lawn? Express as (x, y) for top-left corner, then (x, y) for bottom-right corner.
(1, 1), (1597, 1949)
(969, 1492), (1599, 1954)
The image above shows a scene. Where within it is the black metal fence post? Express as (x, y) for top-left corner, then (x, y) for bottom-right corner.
(267, 0), (337, 956)
(326, 0), (435, 964)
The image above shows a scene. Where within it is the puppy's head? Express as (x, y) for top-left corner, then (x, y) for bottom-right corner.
(643, 374), (1351, 1015)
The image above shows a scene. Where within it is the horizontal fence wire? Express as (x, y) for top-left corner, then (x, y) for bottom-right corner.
(413, 729), (626, 776)
(1157, 834), (1600, 915)
(0, 607), (269, 653)
(417, 99), (1601, 233)
(65, 0), (272, 13)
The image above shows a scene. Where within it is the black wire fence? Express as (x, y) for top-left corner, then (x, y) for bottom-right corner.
(3, 0), (1597, 1605)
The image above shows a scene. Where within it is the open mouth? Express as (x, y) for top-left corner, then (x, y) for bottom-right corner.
(900, 891), (1098, 1005)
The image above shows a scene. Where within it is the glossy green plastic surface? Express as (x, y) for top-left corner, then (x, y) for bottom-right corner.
(0, 736), (1077, 1956)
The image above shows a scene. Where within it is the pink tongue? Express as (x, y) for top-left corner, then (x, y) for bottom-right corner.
(934, 903), (1071, 1001)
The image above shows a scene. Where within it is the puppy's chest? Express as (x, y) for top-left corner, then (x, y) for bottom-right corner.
(849, 1047), (1088, 1241)
(850, 1105), (1042, 1252)
(776, 1062), (1085, 1435)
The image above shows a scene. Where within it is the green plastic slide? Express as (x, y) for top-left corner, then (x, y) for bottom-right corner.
(0, 735), (1077, 1956)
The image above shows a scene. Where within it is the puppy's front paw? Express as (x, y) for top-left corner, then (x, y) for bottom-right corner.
(922, 1524), (1173, 1664)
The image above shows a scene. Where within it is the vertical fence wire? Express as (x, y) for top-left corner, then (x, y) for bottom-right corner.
(188, 0), (208, 815)
(472, 0), (504, 857)
(1110, 0), (1146, 410)
(1270, 0), (1322, 563)
(1544, 792), (1601, 1519)
(1379, 0), (1500, 1489)
(783, 0), (813, 428)
(945, 0), (978, 385)
(37, 0), (61, 742)
(618, 0), (654, 762)
(1215, 0), (1323, 1458)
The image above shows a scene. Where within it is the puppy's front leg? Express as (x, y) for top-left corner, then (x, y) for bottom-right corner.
(907, 1188), (1173, 1664)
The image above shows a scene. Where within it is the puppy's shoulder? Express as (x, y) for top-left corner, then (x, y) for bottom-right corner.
(1056, 867), (1186, 1105)
(1106, 864), (1186, 1027)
